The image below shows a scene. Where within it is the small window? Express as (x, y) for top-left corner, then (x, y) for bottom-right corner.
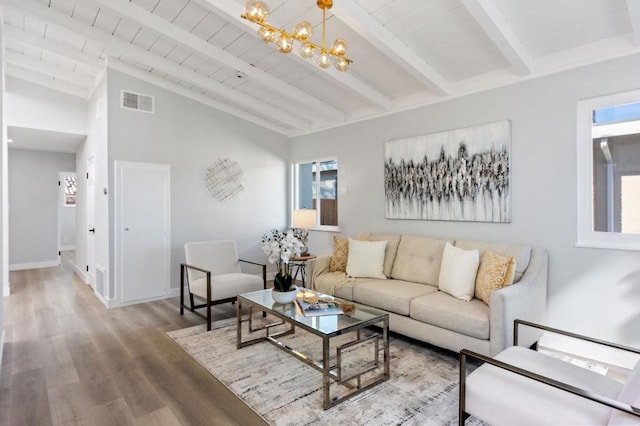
(577, 90), (640, 250)
(293, 159), (339, 229)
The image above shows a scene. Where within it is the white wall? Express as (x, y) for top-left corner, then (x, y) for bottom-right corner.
(8, 149), (75, 268)
(290, 53), (640, 348)
(0, 13), (7, 362)
(105, 68), (289, 295)
(4, 77), (87, 135)
(75, 75), (109, 285)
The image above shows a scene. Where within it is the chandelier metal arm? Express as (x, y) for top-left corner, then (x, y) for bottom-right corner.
(244, 18), (353, 64)
(241, 1), (352, 72)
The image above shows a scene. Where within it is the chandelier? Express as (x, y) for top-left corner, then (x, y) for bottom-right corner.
(241, 0), (352, 72)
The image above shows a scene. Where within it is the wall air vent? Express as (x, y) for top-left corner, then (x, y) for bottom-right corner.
(121, 90), (155, 114)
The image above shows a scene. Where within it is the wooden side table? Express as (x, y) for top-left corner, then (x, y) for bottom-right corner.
(290, 254), (316, 288)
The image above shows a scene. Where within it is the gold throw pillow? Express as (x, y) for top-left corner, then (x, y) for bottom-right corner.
(475, 251), (516, 304)
(329, 236), (349, 272)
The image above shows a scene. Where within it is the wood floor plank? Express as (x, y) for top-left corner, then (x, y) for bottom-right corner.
(9, 368), (53, 426)
(42, 335), (80, 389)
(135, 406), (182, 426)
(2, 252), (269, 426)
(112, 367), (167, 418)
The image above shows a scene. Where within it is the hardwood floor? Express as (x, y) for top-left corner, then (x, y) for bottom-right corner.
(1, 252), (268, 426)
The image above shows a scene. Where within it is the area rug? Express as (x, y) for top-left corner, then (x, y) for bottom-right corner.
(168, 318), (482, 426)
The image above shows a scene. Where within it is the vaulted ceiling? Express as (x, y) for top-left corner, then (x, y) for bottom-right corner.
(2, 0), (640, 137)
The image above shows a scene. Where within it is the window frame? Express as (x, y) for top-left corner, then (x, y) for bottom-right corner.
(576, 89), (640, 250)
(291, 157), (340, 232)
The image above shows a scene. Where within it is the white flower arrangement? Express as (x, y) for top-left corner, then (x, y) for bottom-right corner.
(261, 229), (304, 291)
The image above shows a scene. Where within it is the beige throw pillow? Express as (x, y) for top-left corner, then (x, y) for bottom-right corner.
(475, 251), (516, 304)
(329, 236), (349, 272)
(438, 242), (479, 301)
(346, 238), (387, 279)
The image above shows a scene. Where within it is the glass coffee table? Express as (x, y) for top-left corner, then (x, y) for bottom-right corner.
(236, 288), (389, 409)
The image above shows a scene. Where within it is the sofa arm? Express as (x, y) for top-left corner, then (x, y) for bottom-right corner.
(489, 248), (549, 356)
(309, 255), (331, 290)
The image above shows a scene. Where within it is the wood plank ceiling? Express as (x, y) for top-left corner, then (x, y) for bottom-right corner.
(2, 0), (639, 136)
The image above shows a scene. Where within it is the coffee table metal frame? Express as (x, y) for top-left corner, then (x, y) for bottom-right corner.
(236, 289), (390, 410)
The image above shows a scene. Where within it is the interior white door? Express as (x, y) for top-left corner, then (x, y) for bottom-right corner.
(86, 157), (96, 289)
(116, 161), (170, 304)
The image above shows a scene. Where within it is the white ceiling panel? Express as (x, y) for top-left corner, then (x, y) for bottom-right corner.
(3, 0), (639, 137)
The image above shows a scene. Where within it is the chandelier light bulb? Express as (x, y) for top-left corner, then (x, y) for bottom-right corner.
(299, 42), (315, 59)
(275, 33), (294, 53)
(317, 52), (332, 68)
(330, 38), (347, 56)
(335, 57), (349, 72)
(292, 21), (313, 41)
(240, 0), (352, 72)
(243, 0), (270, 23)
(258, 26), (276, 44)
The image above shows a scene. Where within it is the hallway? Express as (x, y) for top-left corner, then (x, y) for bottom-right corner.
(0, 253), (265, 425)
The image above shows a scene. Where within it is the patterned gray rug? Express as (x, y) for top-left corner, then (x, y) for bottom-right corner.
(168, 318), (482, 426)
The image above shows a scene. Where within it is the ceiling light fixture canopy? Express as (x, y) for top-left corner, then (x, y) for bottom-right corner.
(242, 0), (352, 72)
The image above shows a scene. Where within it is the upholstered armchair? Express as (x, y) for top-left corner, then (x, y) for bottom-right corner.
(180, 240), (266, 330)
(459, 320), (640, 425)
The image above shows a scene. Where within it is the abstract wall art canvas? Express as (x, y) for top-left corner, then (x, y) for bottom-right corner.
(384, 120), (511, 222)
(205, 158), (245, 201)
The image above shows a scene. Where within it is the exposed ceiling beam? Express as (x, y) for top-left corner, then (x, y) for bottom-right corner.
(461, 0), (533, 75)
(6, 0), (311, 131)
(4, 25), (105, 69)
(627, 0), (640, 46)
(109, 58), (291, 136)
(4, 49), (95, 86)
(92, 0), (345, 123)
(195, 0), (392, 110)
(5, 64), (89, 98)
(330, 1), (450, 96)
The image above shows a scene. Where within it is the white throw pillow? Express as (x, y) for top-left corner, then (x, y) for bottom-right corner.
(438, 242), (480, 301)
(346, 238), (387, 279)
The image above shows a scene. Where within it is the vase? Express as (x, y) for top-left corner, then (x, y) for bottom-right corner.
(271, 286), (298, 304)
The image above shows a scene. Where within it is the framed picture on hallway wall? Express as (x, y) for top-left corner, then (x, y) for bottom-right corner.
(384, 120), (511, 222)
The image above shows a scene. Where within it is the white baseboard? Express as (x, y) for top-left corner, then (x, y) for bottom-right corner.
(60, 245), (76, 251)
(169, 287), (181, 298)
(10, 260), (60, 271)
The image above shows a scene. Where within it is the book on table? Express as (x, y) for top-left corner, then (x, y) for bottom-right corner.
(296, 298), (344, 317)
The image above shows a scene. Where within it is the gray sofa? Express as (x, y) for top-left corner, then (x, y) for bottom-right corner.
(310, 233), (548, 356)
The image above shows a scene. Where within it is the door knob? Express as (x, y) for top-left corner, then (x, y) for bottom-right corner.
(89, 228), (95, 233)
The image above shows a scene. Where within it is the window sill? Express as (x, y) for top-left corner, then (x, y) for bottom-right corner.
(308, 226), (341, 233)
(576, 233), (640, 251)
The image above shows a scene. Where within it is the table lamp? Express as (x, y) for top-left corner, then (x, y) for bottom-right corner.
(292, 209), (316, 255)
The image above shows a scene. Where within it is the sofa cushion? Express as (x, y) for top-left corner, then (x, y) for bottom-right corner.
(438, 242), (480, 301)
(609, 359), (640, 425)
(190, 273), (263, 301)
(314, 270), (350, 296)
(410, 291), (489, 339)
(455, 240), (531, 282)
(346, 238), (387, 279)
(391, 235), (452, 285)
(353, 280), (438, 316)
(466, 346), (621, 426)
(355, 233), (401, 278)
(329, 236), (349, 272)
(474, 251), (516, 304)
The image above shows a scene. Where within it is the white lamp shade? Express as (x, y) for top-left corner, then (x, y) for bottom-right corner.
(292, 209), (316, 229)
